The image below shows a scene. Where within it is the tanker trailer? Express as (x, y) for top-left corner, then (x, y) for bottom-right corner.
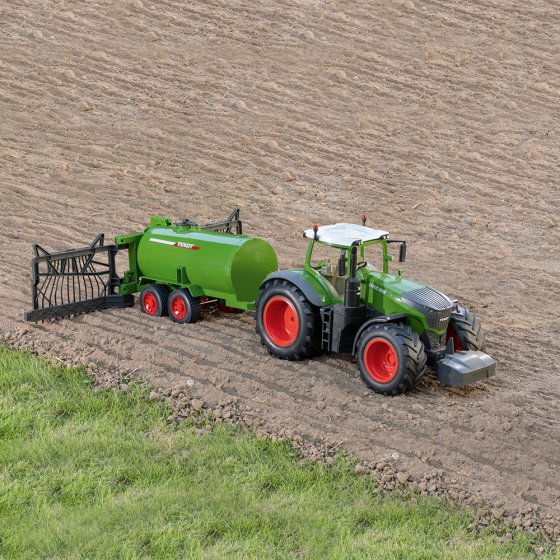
(116, 212), (278, 323)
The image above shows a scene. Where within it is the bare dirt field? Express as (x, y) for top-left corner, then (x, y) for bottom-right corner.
(1, 0), (559, 526)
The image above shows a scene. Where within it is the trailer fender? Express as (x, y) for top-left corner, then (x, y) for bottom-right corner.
(185, 284), (205, 298)
(259, 271), (330, 308)
(352, 314), (408, 355)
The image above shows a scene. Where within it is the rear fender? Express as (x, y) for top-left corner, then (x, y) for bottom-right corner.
(260, 271), (332, 308)
(352, 314), (408, 355)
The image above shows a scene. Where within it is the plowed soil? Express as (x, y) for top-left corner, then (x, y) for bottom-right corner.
(1, 0), (559, 522)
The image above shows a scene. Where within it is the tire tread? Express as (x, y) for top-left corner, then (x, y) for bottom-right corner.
(140, 284), (170, 317)
(449, 306), (485, 351)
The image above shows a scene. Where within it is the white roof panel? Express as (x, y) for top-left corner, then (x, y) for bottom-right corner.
(303, 223), (389, 246)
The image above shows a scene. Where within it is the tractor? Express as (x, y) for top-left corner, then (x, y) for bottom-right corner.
(255, 219), (494, 394)
(25, 209), (495, 395)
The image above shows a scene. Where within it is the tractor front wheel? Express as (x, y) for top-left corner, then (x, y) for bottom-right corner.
(256, 280), (320, 360)
(168, 289), (201, 324)
(140, 284), (169, 317)
(356, 323), (426, 395)
(446, 306), (485, 352)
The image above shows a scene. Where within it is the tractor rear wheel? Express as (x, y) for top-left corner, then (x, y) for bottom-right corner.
(356, 323), (426, 395)
(168, 289), (201, 324)
(140, 284), (169, 317)
(446, 305), (485, 352)
(256, 279), (320, 360)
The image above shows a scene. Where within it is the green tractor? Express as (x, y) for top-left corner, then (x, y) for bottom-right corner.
(25, 209), (495, 395)
(255, 219), (494, 395)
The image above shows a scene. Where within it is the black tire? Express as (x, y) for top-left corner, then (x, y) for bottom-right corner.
(255, 279), (321, 360)
(446, 305), (485, 352)
(356, 323), (427, 396)
(139, 284), (169, 317)
(168, 289), (201, 324)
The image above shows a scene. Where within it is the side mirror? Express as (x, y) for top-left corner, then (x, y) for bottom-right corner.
(399, 242), (407, 263)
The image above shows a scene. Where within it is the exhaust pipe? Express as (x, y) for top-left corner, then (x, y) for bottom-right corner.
(344, 243), (360, 308)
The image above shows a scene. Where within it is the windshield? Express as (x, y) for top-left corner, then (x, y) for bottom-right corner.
(309, 243), (346, 270)
(358, 243), (383, 271)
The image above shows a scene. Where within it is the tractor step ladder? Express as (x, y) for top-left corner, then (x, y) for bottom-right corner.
(320, 307), (333, 351)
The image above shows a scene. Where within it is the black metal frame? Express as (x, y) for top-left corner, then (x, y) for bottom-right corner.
(24, 235), (133, 322)
(203, 208), (242, 235)
(174, 208), (243, 234)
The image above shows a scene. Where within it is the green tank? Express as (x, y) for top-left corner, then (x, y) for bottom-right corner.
(116, 216), (278, 310)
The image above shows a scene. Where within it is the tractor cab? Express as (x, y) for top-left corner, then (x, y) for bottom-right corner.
(303, 222), (395, 298)
(303, 222), (388, 296)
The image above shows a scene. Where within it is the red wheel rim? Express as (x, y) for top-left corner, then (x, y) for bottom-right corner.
(171, 296), (187, 320)
(142, 292), (158, 315)
(446, 325), (463, 352)
(263, 296), (299, 347)
(363, 338), (399, 383)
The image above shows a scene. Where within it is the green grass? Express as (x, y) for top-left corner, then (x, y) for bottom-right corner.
(0, 347), (552, 559)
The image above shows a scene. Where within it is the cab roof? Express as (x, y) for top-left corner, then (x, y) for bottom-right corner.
(303, 223), (389, 247)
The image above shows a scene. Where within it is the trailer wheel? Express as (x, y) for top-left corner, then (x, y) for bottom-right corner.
(140, 284), (169, 317)
(446, 305), (485, 352)
(168, 289), (201, 324)
(356, 323), (426, 396)
(256, 279), (320, 360)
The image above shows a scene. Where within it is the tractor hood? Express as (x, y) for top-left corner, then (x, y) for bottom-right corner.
(361, 269), (454, 330)
(399, 285), (454, 329)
